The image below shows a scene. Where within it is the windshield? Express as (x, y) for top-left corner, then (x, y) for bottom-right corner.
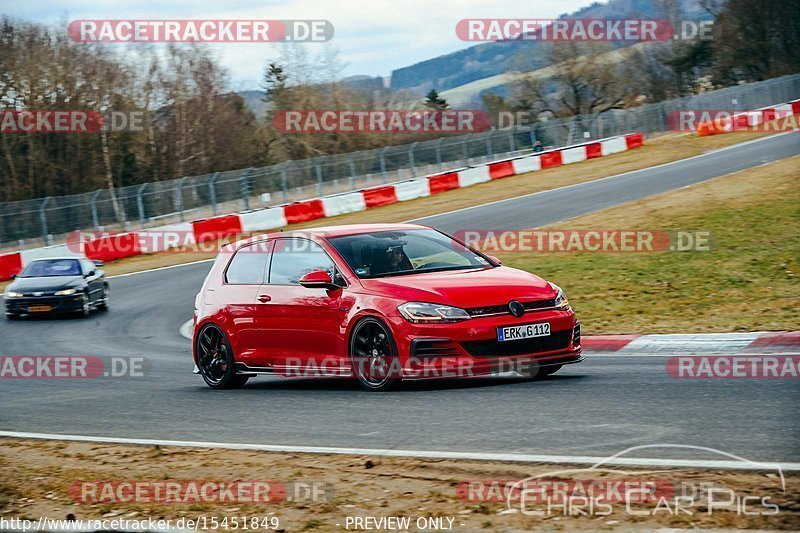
(327, 229), (492, 279)
(18, 259), (81, 278)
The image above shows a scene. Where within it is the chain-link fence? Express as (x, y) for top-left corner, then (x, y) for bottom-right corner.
(2, 73), (799, 250)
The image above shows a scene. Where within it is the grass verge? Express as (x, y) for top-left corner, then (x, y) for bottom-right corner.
(0, 438), (798, 532)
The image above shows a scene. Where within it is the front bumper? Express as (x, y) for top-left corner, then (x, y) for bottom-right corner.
(388, 309), (582, 379)
(5, 294), (85, 315)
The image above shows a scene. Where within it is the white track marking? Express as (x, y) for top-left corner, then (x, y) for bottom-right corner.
(179, 319), (193, 340)
(107, 258), (213, 279)
(1, 431), (797, 470)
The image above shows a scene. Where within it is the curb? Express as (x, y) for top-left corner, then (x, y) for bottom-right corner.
(582, 331), (800, 354)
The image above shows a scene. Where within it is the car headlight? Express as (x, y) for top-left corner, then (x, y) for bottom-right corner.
(54, 288), (78, 296)
(5, 291), (23, 298)
(549, 282), (571, 310)
(398, 302), (471, 323)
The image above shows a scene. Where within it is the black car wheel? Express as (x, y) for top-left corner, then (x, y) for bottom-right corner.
(5, 313), (19, 321)
(97, 285), (109, 311)
(350, 318), (400, 391)
(75, 292), (91, 317)
(196, 323), (248, 390)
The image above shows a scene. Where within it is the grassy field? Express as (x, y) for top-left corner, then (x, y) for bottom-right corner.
(495, 156), (799, 334)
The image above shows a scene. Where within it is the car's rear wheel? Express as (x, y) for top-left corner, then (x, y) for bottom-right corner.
(196, 323), (248, 390)
(350, 318), (400, 391)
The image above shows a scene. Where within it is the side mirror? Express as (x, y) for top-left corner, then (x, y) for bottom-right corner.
(487, 255), (501, 266)
(299, 270), (338, 290)
(10, 274), (16, 279)
(92, 260), (105, 267)
(85, 270), (96, 278)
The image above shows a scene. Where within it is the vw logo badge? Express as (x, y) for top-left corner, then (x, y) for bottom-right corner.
(508, 300), (525, 318)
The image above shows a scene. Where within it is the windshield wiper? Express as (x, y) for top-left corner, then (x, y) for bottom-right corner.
(372, 265), (485, 278)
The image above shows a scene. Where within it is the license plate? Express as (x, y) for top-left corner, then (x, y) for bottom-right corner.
(497, 322), (550, 342)
(28, 305), (52, 312)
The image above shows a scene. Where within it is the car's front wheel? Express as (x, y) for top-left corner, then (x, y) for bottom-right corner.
(97, 285), (109, 311)
(74, 292), (91, 318)
(350, 318), (401, 392)
(196, 323), (248, 390)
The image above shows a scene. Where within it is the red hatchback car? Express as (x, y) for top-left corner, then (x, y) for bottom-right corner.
(193, 224), (582, 391)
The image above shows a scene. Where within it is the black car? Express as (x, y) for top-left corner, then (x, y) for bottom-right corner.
(3, 257), (109, 319)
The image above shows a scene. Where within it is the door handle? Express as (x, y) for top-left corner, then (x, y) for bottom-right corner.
(257, 294), (271, 303)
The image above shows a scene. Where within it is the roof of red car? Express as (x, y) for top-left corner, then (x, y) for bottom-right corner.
(227, 223), (430, 250)
(286, 223), (429, 238)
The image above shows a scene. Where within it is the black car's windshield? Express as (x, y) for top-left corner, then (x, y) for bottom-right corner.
(18, 259), (81, 278)
(327, 229), (491, 279)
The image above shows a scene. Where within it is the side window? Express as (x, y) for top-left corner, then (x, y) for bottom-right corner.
(81, 260), (95, 275)
(269, 238), (335, 285)
(225, 242), (270, 284)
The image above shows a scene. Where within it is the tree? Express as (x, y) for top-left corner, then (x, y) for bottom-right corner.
(424, 89), (449, 110)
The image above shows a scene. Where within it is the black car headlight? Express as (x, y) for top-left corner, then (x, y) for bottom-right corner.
(398, 302), (471, 323)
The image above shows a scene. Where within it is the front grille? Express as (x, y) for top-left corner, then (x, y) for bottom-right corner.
(461, 329), (572, 357)
(467, 298), (557, 317)
(410, 339), (460, 358)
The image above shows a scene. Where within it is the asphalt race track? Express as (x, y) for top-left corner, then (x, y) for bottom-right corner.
(1, 132), (798, 463)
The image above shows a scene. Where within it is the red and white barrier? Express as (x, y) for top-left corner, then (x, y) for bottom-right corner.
(0, 132), (647, 280)
(696, 99), (799, 136)
(321, 192), (367, 218)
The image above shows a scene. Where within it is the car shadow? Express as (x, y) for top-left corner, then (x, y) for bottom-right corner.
(231, 373), (586, 393)
(9, 310), (108, 321)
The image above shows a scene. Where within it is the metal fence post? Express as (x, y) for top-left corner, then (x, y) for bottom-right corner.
(529, 124), (536, 148)
(241, 168), (253, 211)
(408, 142), (418, 174)
(280, 162), (290, 202)
(175, 177), (188, 222)
(90, 190), (101, 230)
(136, 184), (147, 225)
(348, 156), (357, 190)
(209, 172), (219, 215)
(462, 135), (470, 162)
(379, 148), (388, 182)
(485, 132), (493, 157)
(39, 197), (50, 245)
(435, 138), (444, 168)
(314, 159), (324, 196)
(508, 129), (516, 153)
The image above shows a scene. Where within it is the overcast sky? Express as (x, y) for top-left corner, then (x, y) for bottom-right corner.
(3, 0), (594, 89)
